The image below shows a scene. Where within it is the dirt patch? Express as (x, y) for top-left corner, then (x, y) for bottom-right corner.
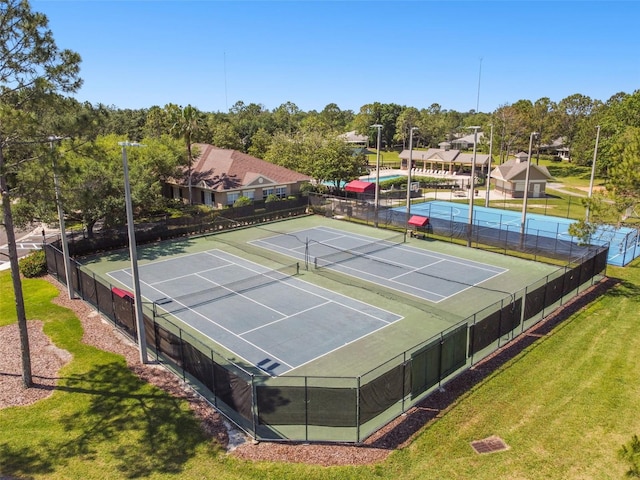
(0, 321), (71, 408)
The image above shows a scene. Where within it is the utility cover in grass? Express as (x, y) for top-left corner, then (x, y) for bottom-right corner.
(470, 436), (509, 454)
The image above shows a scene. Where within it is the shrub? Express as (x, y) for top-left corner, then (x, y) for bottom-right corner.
(19, 250), (47, 278)
(265, 194), (280, 203)
(619, 434), (640, 478)
(299, 182), (315, 194)
(233, 196), (252, 207)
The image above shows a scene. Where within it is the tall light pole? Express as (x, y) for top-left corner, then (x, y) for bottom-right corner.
(405, 127), (418, 227)
(466, 126), (481, 247)
(520, 132), (538, 239)
(586, 125), (601, 222)
(119, 141), (148, 364)
(49, 136), (74, 300)
(484, 124), (494, 208)
(371, 124), (383, 227)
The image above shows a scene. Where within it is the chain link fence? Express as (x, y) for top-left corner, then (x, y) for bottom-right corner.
(44, 201), (608, 443)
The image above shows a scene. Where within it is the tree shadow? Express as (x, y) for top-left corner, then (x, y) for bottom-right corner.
(57, 361), (217, 477)
(606, 277), (640, 298)
(0, 442), (54, 479)
(1, 362), (219, 478)
(85, 236), (198, 265)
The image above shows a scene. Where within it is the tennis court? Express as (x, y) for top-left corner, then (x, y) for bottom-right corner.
(51, 211), (606, 442)
(107, 249), (402, 376)
(83, 214), (560, 378)
(250, 226), (508, 303)
(407, 200), (640, 266)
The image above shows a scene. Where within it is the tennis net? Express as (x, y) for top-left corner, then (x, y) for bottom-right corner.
(313, 232), (406, 269)
(154, 262), (300, 314)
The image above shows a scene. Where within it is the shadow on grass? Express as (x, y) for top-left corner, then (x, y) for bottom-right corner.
(0, 443), (54, 479)
(1, 362), (216, 479)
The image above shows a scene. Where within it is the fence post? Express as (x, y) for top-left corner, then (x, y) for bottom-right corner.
(304, 376), (309, 442)
(210, 349), (217, 407)
(519, 288), (527, 335)
(401, 352), (407, 413)
(54, 248), (62, 282)
(356, 376), (361, 443)
(251, 374), (258, 441)
(179, 329), (185, 381)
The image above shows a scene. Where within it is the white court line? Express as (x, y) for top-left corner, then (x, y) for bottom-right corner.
(257, 227), (508, 302)
(108, 248), (402, 373)
(239, 300), (332, 336)
(314, 225), (505, 273)
(317, 249), (507, 303)
(286, 318), (401, 375)
(219, 249), (402, 324)
(148, 262), (231, 286)
(109, 267), (295, 371)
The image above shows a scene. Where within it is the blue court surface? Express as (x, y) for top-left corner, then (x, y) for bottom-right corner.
(405, 200), (640, 266)
(250, 226), (508, 303)
(107, 249), (402, 376)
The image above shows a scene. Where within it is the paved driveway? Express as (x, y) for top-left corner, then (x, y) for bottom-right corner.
(0, 225), (48, 271)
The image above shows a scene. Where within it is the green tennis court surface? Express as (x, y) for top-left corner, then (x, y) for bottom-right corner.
(250, 226), (508, 303)
(84, 215), (559, 378)
(107, 249), (402, 376)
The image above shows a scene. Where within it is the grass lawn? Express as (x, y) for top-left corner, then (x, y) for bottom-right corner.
(1, 254), (640, 479)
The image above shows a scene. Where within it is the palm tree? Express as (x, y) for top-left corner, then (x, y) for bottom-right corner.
(170, 104), (203, 204)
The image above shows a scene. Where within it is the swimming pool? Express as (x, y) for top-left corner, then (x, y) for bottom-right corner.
(360, 174), (404, 183)
(402, 200), (640, 266)
(324, 174), (404, 188)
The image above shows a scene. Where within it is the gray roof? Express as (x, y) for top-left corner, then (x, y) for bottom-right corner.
(339, 130), (368, 143)
(491, 159), (552, 181)
(399, 148), (488, 165)
(454, 152), (490, 166)
(451, 132), (485, 144)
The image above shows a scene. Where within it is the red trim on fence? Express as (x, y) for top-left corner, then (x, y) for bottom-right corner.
(112, 287), (134, 300)
(408, 215), (430, 227)
(345, 180), (375, 193)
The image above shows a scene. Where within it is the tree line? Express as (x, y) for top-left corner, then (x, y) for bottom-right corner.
(97, 91), (639, 170)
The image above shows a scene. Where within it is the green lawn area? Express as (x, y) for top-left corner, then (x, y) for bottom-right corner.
(1, 254), (639, 479)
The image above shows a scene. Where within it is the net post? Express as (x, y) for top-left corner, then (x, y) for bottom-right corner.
(314, 257), (318, 269)
(296, 262), (299, 275)
(305, 237), (309, 270)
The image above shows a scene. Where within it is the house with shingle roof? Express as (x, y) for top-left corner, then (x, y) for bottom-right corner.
(450, 131), (485, 150)
(338, 130), (369, 146)
(165, 144), (311, 208)
(538, 136), (570, 161)
(490, 152), (553, 198)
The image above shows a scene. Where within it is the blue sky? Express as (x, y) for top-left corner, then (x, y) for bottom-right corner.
(32, 1), (640, 114)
